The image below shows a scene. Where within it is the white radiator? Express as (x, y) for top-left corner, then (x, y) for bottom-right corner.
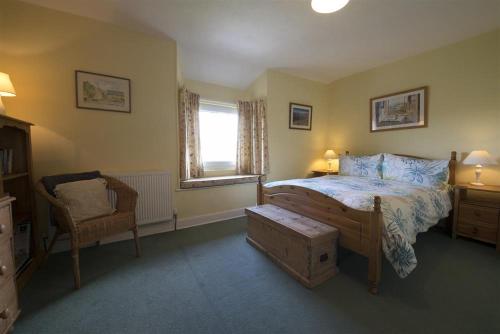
(107, 171), (172, 225)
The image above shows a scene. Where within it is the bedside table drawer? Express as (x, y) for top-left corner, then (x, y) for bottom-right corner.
(459, 203), (499, 227)
(456, 222), (498, 244)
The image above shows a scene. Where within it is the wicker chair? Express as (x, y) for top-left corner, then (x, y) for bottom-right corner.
(35, 175), (141, 289)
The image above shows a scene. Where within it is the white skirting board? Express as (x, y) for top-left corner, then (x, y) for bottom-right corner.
(49, 208), (246, 253)
(176, 207), (246, 230)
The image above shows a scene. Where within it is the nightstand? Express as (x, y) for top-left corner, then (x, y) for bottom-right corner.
(452, 184), (500, 251)
(311, 170), (338, 177)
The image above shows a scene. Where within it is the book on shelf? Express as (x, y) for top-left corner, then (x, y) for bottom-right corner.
(0, 148), (13, 175)
(14, 221), (32, 274)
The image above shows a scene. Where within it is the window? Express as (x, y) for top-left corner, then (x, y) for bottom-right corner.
(199, 100), (238, 172)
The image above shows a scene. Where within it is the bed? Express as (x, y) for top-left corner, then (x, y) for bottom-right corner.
(257, 152), (457, 294)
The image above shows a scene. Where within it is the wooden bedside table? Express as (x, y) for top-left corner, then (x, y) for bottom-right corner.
(452, 184), (500, 251)
(311, 170), (338, 177)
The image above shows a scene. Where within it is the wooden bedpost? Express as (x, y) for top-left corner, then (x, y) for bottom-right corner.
(447, 151), (458, 233)
(449, 151), (457, 186)
(368, 196), (383, 295)
(257, 175), (264, 205)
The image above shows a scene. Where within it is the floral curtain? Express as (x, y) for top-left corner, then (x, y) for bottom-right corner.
(179, 87), (204, 180)
(236, 99), (269, 175)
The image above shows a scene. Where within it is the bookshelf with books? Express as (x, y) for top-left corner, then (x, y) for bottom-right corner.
(0, 114), (41, 290)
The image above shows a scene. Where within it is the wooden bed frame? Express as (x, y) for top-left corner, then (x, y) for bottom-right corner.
(257, 151), (457, 294)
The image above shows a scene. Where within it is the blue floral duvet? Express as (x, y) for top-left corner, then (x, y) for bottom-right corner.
(264, 175), (452, 278)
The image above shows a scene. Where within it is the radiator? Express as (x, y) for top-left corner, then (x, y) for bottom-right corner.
(107, 171), (172, 225)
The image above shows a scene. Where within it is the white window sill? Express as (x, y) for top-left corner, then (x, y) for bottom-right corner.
(179, 175), (260, 190)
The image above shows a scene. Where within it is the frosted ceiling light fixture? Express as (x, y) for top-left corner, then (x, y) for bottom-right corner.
(311, 0), (350, 14)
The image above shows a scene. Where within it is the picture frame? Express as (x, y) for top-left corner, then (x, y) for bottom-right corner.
(370, 86), (427, 132)
(75, 70), (131, 113)
(289, 102), (312, 130)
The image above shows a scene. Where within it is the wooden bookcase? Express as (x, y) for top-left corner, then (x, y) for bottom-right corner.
(0, 114), (41, 290)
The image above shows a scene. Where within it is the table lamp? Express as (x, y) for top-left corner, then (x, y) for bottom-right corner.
(324, 149), (338, 171)
(462, 150), (497, 186)
(0, 72), (16, 115)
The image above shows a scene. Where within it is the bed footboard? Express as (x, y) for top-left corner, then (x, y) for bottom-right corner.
(257, 176), (383, 294)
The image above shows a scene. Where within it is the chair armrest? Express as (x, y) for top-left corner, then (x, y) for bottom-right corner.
(35, 180), (77, 233)
(102, 176), (138, 213)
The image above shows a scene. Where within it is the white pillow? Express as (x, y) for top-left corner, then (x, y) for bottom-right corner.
(382, 153), (450, 188)
(339, 154), (383, 178)
(54, 178), (115, 222)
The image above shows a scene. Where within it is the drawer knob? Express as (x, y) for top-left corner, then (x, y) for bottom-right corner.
(0, 224), (5, 234)
(0, 265), (6, 275)
(472, 227), (479, 234)
(0, 308), (9, 319)
(473, 210), (481, 217)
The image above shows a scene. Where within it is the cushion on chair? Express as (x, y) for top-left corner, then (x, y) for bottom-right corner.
(42, 170), (102, 196)
(54, 178), (116, 222)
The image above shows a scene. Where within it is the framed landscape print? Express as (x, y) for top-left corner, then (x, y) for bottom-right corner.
(370, 86), (427, 132)
(289, 102), (312, 130)
(75, 70), (131, 113)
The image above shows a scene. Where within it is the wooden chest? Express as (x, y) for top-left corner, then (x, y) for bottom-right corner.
(0, 197), (19, 334)
(246, 204), (338, 288)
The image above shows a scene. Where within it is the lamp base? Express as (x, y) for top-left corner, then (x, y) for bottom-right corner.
(470, 182), (485, 186)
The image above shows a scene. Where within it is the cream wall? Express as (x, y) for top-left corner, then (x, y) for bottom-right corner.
(328, 29), (500, 185)
(184, 79), (246, 103)
(1, 0), (178, 178)
(247, 70), (332, 180)
(1, 0), (180, 233)
(245, 71), (268, 100)
(266, 70), (330, 180)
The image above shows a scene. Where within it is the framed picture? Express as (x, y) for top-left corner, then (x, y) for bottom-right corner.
(289, 102), (312, 130)
(370, 86), (427, 132)
(75, 70), (131, 113)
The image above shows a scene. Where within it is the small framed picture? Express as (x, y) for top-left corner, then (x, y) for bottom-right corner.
(75, 70), (131, 113)
(370, 86), (427, 132)
(289, 102), (312, 130)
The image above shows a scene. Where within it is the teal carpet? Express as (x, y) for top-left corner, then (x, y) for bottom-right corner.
(16, 217), (500, 333)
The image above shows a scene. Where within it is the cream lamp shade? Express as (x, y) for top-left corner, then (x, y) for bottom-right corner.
(0, 72), (16, 115)
(324, 149), (337, 160)
(324, 149), (338, 171)
(462, 150), (497, 186)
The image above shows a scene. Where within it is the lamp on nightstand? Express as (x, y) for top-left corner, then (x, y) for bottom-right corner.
(0, 72), (16, 115)
(324, 149), (338, 172)
(462, 150), (497, 186)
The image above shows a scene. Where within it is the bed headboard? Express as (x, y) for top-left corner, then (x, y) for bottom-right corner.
(344, 151), (457, 185)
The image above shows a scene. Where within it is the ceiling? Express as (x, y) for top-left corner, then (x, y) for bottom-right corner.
(21, 0), (500, 89)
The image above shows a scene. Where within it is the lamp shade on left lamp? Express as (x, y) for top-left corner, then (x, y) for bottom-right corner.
(324, 149), (338, 171)
(0, 72), (16, 115)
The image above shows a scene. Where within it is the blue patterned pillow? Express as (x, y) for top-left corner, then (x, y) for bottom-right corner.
(382, 154), (449, 188)
(339, 154), (383, 178)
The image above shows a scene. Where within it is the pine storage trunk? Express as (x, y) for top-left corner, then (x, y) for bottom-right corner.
(245, 204), (338, 288)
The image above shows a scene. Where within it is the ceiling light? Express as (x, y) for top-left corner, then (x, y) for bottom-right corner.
(311, 0), (350, 14)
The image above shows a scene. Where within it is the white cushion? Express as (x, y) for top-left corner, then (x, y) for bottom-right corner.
(54, 178), (115, 222)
